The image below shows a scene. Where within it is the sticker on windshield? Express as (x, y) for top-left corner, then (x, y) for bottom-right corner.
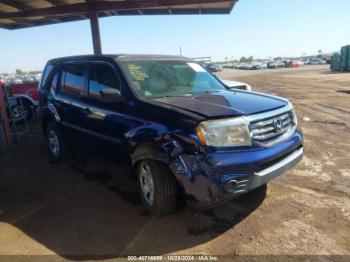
(127, 64), (149, 81)
(187, 63), (206, 72)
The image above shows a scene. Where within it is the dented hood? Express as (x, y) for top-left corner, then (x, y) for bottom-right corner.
(154, 90), (287, 118)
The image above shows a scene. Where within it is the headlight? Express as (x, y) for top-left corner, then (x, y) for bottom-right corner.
(291, 107), (298, 127)
(196, 117), (251, 147)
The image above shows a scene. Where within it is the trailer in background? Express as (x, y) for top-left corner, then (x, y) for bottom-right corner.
(332, 45), (350, 72)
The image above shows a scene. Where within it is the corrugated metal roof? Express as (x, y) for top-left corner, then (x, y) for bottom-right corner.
(0, 0), (237, 30)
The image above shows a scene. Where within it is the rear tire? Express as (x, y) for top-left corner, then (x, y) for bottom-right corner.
(137, 160), (178, 216)
(45, 122), (64, 162)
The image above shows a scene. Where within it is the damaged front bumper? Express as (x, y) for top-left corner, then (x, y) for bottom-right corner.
(170, 130), (303, 206)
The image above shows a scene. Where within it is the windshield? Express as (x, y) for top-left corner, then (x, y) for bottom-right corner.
(120, 60), (226, 98)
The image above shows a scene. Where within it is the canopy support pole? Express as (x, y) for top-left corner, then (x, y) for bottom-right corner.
(89, 12), (102, 55)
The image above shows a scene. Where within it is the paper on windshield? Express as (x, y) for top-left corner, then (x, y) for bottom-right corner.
(127, 64), (149, 81)
(187, 63), (206, 72)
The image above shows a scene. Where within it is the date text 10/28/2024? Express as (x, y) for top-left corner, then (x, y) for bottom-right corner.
(127, 256), (219, 261)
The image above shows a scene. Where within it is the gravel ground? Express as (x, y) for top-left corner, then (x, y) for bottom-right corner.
(0, 65), (349, 259)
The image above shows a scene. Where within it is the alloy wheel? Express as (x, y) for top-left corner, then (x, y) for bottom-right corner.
(139, 162), (155, 206)
(48, 129), (60, 156)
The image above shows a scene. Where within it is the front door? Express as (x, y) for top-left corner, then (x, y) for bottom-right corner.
(81, 62), (129, 159)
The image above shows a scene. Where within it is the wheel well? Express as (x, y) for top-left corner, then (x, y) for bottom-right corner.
(130, 142), (185, 195)
(15, 96), (35, 108)
(21, 97), (33, 106)
(130, 142), (170, 178)
(131, 142), (170, 165)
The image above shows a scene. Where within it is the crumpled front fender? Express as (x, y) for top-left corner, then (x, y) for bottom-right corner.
(169, 154), (223, 203)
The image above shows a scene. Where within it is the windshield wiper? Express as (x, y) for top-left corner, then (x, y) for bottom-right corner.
(152, 93), (193, 99)
(164, 93), (193, 97)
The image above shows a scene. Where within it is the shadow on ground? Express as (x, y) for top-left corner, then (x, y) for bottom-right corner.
(337, 89), (350, 95)
(0, 130), (266, 260)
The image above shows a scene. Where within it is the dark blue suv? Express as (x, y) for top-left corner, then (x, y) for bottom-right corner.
(39, 55), (303, 216)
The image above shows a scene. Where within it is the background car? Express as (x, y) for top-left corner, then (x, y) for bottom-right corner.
(308, 58), (323, 65)
(237, 63), (255, 70)
(9, 82), (39, 120)
(267, 61), (285, 69)
(204, 63), (222, 72)
(285, 60), (301, 68)
(252, 62), (268, 70)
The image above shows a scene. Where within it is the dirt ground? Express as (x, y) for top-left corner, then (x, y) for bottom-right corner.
(0, 65), (349, 259)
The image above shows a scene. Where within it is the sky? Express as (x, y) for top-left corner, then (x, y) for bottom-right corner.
(0, 0), (349, 73)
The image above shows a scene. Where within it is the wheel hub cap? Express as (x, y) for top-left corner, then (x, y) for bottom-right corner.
(48, 130), (60, 156)
(12, 105), (28, 119)
(139, 163), (154, 205)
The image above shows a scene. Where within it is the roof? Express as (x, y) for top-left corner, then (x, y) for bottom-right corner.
(0, 0), (238, 30)
(47, 54), (192, 63)
(116, 54), (192, 61)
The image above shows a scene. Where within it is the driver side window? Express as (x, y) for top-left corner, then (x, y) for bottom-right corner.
(88, 63), (121, 99)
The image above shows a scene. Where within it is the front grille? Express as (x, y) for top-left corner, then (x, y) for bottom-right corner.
(249, 110), (295, 145)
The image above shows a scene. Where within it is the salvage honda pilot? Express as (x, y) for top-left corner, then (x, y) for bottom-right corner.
(39, 55), (303, 216)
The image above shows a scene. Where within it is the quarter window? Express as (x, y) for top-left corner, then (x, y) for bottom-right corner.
(60, 63), (84, 98)
(51, 71), (59, 91)
(88, 63), (121, 99)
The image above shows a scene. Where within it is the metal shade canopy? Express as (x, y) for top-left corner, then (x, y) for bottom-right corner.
(0, 0), (237, 54)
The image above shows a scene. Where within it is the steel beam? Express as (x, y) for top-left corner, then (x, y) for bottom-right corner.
(0, 0), (233, 19)
(0, 0), (32, 11)
(89, 12), (102, 55)
(45, 0), (67, 6)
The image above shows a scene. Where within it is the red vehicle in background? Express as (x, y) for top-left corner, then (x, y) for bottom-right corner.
(10, 82), (39, 120)
(285, 60), (301, 68)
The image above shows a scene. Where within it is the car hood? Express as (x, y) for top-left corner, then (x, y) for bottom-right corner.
(154, 90), (288, 118)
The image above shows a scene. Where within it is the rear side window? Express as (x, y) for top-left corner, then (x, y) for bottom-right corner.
(60, 63), (85, 98)
(88, 63), (121, 99)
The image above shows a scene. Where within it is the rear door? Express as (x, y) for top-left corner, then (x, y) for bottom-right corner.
(54, 62), (88, 139)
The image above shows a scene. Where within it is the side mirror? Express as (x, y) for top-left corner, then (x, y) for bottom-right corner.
(99, 88), (126, 103)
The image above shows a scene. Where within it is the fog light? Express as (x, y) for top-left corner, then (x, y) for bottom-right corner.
(224, 180), (238, 193)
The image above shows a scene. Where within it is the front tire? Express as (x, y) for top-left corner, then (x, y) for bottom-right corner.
(137, 160), (178, 216)
(46, 122), (64, 162)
